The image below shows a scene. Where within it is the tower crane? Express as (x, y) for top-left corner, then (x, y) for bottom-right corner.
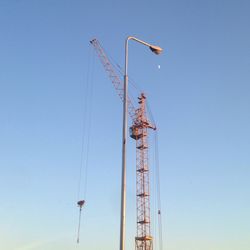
(90, 38), (156, 250)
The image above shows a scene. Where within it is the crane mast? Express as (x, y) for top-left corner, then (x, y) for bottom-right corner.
(90, 38), (155, 250)
(130, 93), (155, 250)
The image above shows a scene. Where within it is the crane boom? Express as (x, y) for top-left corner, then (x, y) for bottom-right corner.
(90, 38), (137, 122)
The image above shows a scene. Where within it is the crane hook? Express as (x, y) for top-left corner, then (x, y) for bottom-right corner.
(77, 200), (85, 244)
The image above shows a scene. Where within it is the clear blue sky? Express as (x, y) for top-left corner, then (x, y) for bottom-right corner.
(0, 0), (249, 249)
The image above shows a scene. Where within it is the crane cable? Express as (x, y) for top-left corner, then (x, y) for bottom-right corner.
(154, 131), (163, 250)
(147, 99), (163, 250)
(76, 44), (95, 244)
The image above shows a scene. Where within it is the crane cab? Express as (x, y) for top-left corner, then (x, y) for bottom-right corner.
(130, 126), (145, 140)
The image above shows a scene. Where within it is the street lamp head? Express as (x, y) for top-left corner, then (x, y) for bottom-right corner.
(149, 45), (163, 55)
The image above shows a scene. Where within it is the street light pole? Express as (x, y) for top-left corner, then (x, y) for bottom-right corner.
(119, 36), (163, 250)
(119, 37), (128, 250)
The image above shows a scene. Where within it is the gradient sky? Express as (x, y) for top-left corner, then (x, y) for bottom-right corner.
(0, 0), (250, 250)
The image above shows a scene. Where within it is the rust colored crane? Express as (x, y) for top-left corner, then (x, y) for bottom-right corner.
(90, 38), (156, 250)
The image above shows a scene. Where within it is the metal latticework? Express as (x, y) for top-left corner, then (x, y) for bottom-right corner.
(90, 38), (137, 122)
(130, 94), (154, 250)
